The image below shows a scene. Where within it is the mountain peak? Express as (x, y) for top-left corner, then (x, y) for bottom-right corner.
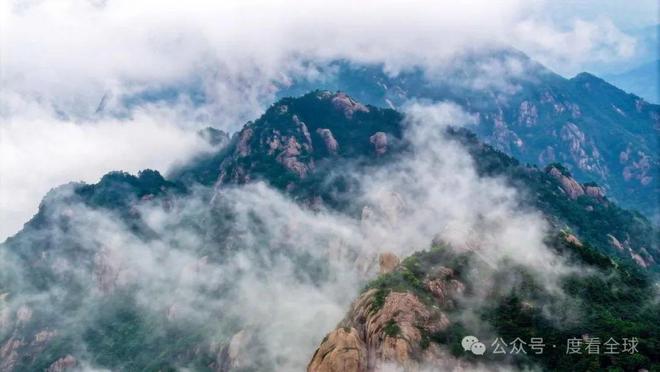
(212, 91), (402, 189)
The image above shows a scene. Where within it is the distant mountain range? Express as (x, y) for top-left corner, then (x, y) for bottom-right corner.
(278, 51), (659, 219)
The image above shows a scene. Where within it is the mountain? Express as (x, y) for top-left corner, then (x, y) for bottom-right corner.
(279, 52), (660, 218)
(603, 59), (659, 104)
(1, 92), (658, 371)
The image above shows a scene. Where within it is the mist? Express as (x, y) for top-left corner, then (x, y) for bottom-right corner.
(0, 98), (589, 371)
(2, 0), (652, 244)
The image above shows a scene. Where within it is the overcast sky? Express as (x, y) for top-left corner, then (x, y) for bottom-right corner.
(0, 0), (658, 240)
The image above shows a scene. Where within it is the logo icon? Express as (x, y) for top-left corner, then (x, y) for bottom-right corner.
(462, 336), (486, 355)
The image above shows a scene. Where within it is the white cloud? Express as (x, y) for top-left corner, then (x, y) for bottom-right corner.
(514, 18), (637, 75)
(0, 100), (213, 240)
(0, 0), (646, 241)
(1, 0), (641, 113)
(0, 100), (584, 370)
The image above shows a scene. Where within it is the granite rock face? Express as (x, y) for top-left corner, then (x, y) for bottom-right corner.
(309, 264), (464, 371)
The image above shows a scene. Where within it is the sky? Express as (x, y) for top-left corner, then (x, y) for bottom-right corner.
(0, 0), (658, 240)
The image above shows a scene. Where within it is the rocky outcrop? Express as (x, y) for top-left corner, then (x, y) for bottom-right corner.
(564, 233), (583, 247)
(548, 166), (584, 199)
(559, 122), (605, 177)
(607, 234), (625, 252)
(378, 252), (399, 274)
(317, 128), (339, 155)
(236, 128), (253, 157)
(621, 148), (653, 186)
(308, 327), (367, 372)
(310, 263), (464, 371)
(583, 185), (605, 200)
(547, 166), (610, 204)
(0, 337), (23, 371)
(490, 111), (523, 152)
(369, 132), (388, 156)
(607, 234), (653, 268)
(517, 101), (538, 127)
(276, 136), (312, 178)
(424, 267), (465, 308)
(46, 355), (76, 372)
(331, 93), (369, 119)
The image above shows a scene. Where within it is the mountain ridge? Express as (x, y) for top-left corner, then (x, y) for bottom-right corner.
(1, 91), (658, 371)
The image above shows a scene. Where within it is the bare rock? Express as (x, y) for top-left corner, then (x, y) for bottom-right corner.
(276, 137), (311, 178)
(548, 166), (584, 199)
(490, 112), (523, 151)
(340, 290), (449, 370)
(564, 233), (583, 247)
(518, 101), (538, 127)
(424, 267), (464, 309)
(630, 252), (649, 268)
(0, 336), (23, 371)
(607, 234), (624, 251)
(308, 327), (367, 372)
(46, 355), (77, 372)
(236, 128), (254, 157)
(331, 93), (369, 119)
(293, 115), (314, 151)
(378, 252), (400, 274)
(621, 149), (653, 186)
(559, 122), (605, 176)
(369, 132), (388, 156)
(584, 185), (605, 200)
(316, 128), (339, 155)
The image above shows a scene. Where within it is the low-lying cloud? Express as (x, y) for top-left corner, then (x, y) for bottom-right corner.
(1, 101), (584, 370)
(0, 100), (214, 240)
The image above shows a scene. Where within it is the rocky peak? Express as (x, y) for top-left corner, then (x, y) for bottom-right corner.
(213, 91), (402, 190)
(309, 256), (464, 371)
(328, 92), (370, 119)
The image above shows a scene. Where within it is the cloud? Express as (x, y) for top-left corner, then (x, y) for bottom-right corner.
(2, 0), (641, 115)
(513, 18), (637, 75)
(1, 0), (646, 242)
(0, 99), (213, 240)
(0, 99), (587, 370)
